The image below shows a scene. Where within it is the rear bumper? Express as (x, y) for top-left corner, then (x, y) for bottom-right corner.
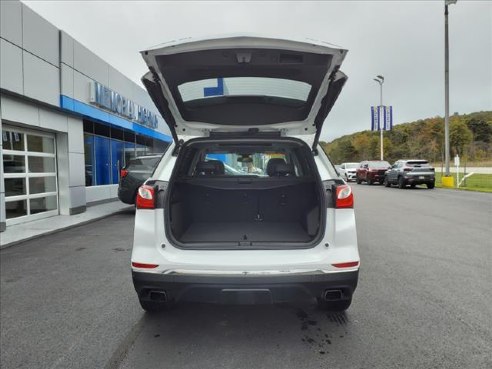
(366, 174), (385, 182)
(132, 270), (359, 304)
(346, 172), (356, 180)
(403, 175), (435, 184)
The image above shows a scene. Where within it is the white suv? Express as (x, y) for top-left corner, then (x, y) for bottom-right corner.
(339, 162), (359, 182)
(131, 36), (360, 312)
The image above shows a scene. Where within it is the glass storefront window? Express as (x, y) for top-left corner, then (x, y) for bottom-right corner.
(111, 140), (124, 184)
(2, 127), (58, 222)
(3, 155), (26, 173)
(94, 135), (111, 185)
(5, 178), (26, 196)
(28, 157), (56, 173)
(82, 121), (165, 187)
(5, 200), (27, 219)
(154, 140), (170, 154)
(124, 142), (135, 166)
(2, 130), (24, 151)
(29, 177), (57, 194)
(30, 196), (57, 214)
(27, 135), (55, 153)
(84, 134), (95, 186)
(135, 144), (147, 157)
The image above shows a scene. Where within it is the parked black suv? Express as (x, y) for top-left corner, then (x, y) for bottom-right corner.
(118, 154), (163, 204)
(384, 160), (435, 189)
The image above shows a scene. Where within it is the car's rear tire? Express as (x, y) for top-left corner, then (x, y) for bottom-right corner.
(427, 182), (435, 189)
(398, 176), (406, 189)
(384, 177), (391, 187)
(410, 184), (416, 189)
(317, 297), (352, 312)
(367, 178), (373, 185)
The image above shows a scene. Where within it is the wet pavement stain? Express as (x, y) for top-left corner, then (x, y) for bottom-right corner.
(305, 336), (316, 345)
(296, 309), (308, 320)
(5, 277), (21, 283)
(75, 247), (86, 251)
(296, 308), (351, 355)
(326, 312), (348, 326)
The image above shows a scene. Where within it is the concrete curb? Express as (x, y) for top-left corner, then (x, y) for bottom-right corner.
(0, 207), (133, 250)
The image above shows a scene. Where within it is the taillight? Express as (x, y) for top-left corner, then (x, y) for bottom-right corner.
(132, 262), (159, 269)
(120, 169), (129, 178)
(403, 167), (412, 172)
(332, 261), (359, 268)
(335, 184), (353, 208)
(136, 185), (155, 209)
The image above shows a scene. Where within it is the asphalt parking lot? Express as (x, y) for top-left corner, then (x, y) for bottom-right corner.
(1, 185), (491, 369)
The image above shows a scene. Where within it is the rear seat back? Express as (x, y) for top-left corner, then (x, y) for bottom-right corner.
(195, 160), (225, 176)
(266, 158), (295, 177)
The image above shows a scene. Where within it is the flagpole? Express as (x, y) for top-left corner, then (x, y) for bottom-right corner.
(373, 75), (385, 160)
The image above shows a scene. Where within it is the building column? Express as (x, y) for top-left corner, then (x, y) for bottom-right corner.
(57, 116), (86, 215)
(0, 101), (6, 232)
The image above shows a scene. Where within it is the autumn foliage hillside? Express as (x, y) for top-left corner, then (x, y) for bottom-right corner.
(321, 111), (492, 164)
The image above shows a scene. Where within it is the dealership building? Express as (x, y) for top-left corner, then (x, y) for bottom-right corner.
(0, 0), (172, 232)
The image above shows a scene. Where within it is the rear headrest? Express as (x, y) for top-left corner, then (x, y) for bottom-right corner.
(272, 163), (295, 177)
(195, 160), (225, 176)
(266, 158), (287, 176)
(206, 160), (225, 175)
(266, 158), (295, 177)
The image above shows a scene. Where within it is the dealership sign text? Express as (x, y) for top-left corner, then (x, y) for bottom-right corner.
(89, 82), (158, 129)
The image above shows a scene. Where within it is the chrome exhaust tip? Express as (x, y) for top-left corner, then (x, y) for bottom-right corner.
(149, 290), (167, 302)
(323, 289), (343, 301)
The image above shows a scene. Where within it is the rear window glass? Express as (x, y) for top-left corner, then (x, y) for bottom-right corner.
(202, 152), (293, 177)
(178, 77), (311, 102)
(368, 161), (390, 168)
(127, 157), (160, 171)
(406, 161), (429, 166)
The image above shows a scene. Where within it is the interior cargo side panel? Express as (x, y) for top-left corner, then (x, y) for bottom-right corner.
(258, 183), (316, 223)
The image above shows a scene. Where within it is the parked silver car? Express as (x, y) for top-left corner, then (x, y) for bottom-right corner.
(384, 160), (435, 189)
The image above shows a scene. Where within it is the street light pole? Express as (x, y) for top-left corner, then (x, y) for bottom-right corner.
(374, 75), (384, 160)
(444, 0), (457, 177)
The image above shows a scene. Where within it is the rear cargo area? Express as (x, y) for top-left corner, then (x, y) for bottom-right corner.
(165, 137), (325, 248)
(169, 180), (320, 245)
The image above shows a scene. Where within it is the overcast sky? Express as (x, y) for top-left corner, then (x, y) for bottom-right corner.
(23, 0), (491, 141)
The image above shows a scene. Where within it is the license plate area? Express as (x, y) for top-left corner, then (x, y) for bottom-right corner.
(419, 176), (425, 179)
(220, 289), (273, 304)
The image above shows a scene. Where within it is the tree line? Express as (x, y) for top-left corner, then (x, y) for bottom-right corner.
(320, 111), (492, 164)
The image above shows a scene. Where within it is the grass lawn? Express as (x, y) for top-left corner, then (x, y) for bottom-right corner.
(435, 173), (492, 193)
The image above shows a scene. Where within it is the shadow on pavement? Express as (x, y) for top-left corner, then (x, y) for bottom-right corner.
(121, 301), (354, 368)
